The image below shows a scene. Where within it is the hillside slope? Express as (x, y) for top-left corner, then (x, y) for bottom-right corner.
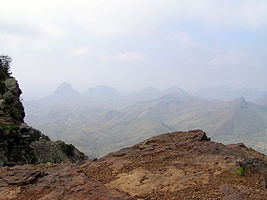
(25, 92), (267, 157)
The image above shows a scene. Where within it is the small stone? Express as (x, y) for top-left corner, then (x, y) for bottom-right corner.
(221, 184), (233, 195)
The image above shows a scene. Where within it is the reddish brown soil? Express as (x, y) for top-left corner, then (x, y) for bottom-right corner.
(1, 130), (267, 199)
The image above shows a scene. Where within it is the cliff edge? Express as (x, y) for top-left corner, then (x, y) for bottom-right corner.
(0, 55), (86, 167)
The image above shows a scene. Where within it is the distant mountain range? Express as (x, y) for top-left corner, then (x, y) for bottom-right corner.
(24, 82), (267, 157)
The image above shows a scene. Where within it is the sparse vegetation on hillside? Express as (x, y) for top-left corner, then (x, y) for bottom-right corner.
(25, 93), (267, 157)
(0, 55), (12, 77)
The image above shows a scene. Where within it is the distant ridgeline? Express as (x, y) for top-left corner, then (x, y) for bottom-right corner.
(0, 55), (86, 167)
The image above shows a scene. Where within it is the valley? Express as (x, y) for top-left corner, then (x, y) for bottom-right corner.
(25, 83), (267, 157)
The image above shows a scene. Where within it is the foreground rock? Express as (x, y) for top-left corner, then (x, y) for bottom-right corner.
(0, 162), (133, 200)
(0, 56), (85, 167)
(1, 130), (266, 199)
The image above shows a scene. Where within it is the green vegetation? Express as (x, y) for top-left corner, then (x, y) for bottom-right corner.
(0, 124), (20, 134)
(0, 55), (12, 78)
(238, 165), (244, 176)
(229, 165), (245, 176)
(25, 94), (267, 157)
(0, 81), (5, 94)
(0, 55), (12, 96)
(58, 141), (75, 157)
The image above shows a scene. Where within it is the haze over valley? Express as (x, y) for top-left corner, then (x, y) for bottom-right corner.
(24, 83), (267, 157)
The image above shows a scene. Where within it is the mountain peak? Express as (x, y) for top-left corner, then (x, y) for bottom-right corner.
(230, 97), (246, 103)
(164, 86), (188, 96)
(229, 97), (248, 109)
(56, 82), (75, 93)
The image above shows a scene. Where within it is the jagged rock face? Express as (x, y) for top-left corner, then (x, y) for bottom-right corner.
(0, 130), (266, 199)
(0, 77), (24, 122)
(0, 64), (86, 167)
(31, 139), (86, 164)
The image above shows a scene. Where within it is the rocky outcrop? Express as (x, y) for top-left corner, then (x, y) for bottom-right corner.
(0, 58), (86, 167)
(31, 139), (85, 164)
(0, 77), (24, 122)
(0, 162), (133, 200)
(0, 130), (266, 199)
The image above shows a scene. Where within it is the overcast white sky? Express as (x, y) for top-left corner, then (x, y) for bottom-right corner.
(1, 0), (267, 100)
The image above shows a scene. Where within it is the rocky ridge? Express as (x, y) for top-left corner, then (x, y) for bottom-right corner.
(0, 56), (85, 167)
(0, 130), (266, 199)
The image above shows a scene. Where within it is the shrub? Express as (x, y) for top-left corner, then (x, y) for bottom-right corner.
(229, 165), (244, 176)
(58, 141), (75, 157)
(238, 165), (244, 176)
(0, 55), (12, 76)
(0, 81), (6, 94)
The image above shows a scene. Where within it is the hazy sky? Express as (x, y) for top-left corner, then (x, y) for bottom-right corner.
(1, 0), (267, 100)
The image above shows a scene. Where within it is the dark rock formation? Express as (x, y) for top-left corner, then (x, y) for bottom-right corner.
(0, 58), (86, 167)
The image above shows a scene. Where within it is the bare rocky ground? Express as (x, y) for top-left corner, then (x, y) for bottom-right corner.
(0, 130), (267, 200)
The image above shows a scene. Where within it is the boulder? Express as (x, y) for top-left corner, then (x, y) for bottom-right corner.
(3, 91), (16, 102)
(220, 184), (234, 195)
(4, 78), (21, 96)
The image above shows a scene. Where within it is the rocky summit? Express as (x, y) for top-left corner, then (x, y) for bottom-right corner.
(0, 56), (85, 167)
(0, 130), (267, 199)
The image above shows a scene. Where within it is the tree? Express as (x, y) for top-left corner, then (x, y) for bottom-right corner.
(0, 55), (12, 75)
